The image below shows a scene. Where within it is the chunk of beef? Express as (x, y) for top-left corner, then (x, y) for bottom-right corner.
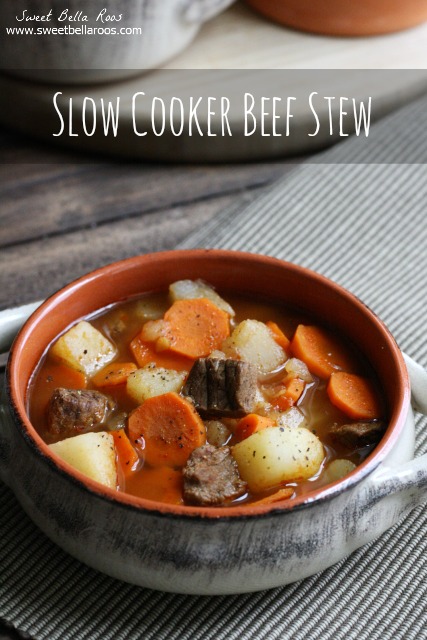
(183, 443), (247, 506)
(330, 420), (386, 448)
(182, 358), (257, 418)
(47, 388), (117, 437)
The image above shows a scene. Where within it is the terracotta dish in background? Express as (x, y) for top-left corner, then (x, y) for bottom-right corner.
(246, 0), (427, 36)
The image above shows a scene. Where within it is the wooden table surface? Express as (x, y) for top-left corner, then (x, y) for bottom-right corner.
(0, 125), (299, 639)
(0, 127), (299, 312)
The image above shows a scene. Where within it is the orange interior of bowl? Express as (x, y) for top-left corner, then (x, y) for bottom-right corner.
(246, 0), (427, 36)
(8, 250), (410, 517)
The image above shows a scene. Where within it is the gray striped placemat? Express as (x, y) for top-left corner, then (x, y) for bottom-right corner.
(2, 94), (427, 640)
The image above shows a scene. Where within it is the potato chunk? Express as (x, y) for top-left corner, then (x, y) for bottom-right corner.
(205, 420), (231, 447)
(169, 279), (235, 316)
(126, 365), (186, 404)
(48, 431), (117, 489)
(322, 459), (356, 484)
(222, 320), (286, 373)
(232, 426), (324, 493)
(51, 321), (116, 376)
(276, 407), (306, 430)
(135, 298), (168, 321)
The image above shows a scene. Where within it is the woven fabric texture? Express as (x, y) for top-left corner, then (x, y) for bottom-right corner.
(2, 95), (427, 640)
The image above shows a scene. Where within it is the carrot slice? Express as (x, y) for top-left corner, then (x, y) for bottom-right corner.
(327, 372), (382, 420)
(92, 362), (137, 387)
(129, 334), (193, 372)
(290, 325), (356, 379)
(271, 378), (305, 411)
(266, 321), (290, 351)
(283, 377), (305, 403)
(274, 395), (294, 411)
(235, 414), (276, 442)
(251, 487), (294, 506)
(128, 392), (206, 467)
(112, 429), (139, 477)
(163, 298), (230, 359)
(45, 361), (87, 389)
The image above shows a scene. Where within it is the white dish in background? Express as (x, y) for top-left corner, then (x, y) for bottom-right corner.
(1, 0), (236, 84)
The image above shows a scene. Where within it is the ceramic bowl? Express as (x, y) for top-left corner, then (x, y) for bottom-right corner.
(1, 250), (427, 595)
(1, 0), (236, 84)
(245, 0), (427, 36)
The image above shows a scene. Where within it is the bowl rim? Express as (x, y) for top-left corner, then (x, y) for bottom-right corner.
(6, 249), (411, 520)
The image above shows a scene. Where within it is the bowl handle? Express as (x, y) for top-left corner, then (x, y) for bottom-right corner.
(0, 300), (42, 353)
(403, 353), (427, 415)
(0, 301), (42, 487)
(366, 352), (427, 507)
(181, 0), (236, 24)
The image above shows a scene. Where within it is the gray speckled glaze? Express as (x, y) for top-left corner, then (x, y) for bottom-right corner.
(1, 251), (427, 594)
(1, 0), (236, 83)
